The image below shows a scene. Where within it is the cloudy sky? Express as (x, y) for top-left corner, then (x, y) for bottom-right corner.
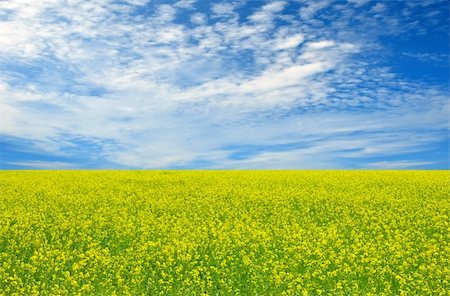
(0, 0), (448, 169)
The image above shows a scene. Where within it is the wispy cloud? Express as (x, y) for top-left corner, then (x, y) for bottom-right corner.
(5, 161), (78, 170)
(0, 0), (448, 169)
(366, 161), (437, 170)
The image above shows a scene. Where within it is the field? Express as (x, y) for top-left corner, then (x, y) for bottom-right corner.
(0, 171), (448, 295)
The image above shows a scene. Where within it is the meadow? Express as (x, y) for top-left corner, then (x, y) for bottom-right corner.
(0, 170), (448, 295)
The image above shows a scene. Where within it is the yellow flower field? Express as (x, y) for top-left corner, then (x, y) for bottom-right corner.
(0, 171), (448, 295)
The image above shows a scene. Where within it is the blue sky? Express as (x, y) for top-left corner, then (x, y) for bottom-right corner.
(0, 0), (448, 169)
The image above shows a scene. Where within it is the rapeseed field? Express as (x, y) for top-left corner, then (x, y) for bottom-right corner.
(0, 171), (448, 295)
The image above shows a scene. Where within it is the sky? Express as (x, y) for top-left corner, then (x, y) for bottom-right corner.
(0, 0), (448, 169)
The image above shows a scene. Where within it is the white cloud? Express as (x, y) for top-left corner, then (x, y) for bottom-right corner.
(366, 161), (436, 169)
(0, 0), (448, 169)
(307, 40), (336, 50)
(275, 34), (304, 50)
(123, 0), (150, 6)
(211, 3), (237, 16)
(191, 13), (206, 25)
(371, 3), (385, 13)
(157, 4), (177, 22)
(347, 0), (370, 7)
(156, 26), (185, 43)
(249, 1), (286, 22)
(239, 61), (333, 94)
(0, 100), (21, 135)
(0, 22), (42, 58)
(5, 161), (77, 169)
(174, 0), (196, 9)
(299, 1), (330, 20)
